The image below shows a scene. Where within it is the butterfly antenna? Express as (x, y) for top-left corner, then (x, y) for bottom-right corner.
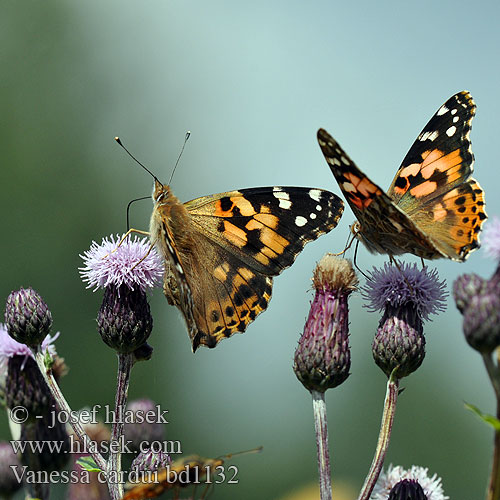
(217, 446), (263, 461)
(126, 196), (150, 230)
(168, 131), (191, 185)
(115, 137), (159, 182)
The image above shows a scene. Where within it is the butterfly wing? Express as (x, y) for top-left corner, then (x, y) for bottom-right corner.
(386, 91), (486, 260)
(181, 187), (344, 349)
(317, 128), (442, 258)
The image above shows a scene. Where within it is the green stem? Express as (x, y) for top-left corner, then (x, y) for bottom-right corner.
(485, 349), (500, 500)
(107, 353), (134, 500)
(357, 373), (399, 500)
(33, 349), (107, 472)
(311, 390), (332, 500)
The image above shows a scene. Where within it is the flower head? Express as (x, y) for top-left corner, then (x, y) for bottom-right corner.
(294, 255), (358, 392)
(363, 263), (447, 379)
(454, 272), (500, 352)
(131, 446), (171, 473)
(362, 262), (447, 322)
(371, 464), (448, 500)
(97, 285), (153, 353)
(124, 399), (166, 452)
(79, 234), (163, 291)
(0, 323), (58, 383)
(483, 216), (500, 260)
(4, 287), (53, 348)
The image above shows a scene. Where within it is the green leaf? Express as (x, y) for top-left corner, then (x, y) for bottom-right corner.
(76, 456), (101, 472)
(465, 402), (500, 430)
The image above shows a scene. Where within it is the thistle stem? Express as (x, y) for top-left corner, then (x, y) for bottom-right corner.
(33, 349), (107, 472)
(483, 352), (500, 400)
(485, 349), (500, 500)
(108, 353), (134, 500)
(311, 390), (332, 500)
(357, 374), (400, 500)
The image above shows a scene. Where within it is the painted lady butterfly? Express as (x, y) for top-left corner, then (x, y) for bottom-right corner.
(122, 454), (224, 499)
(317, 91), (487, 261)
(150, 181), (343, 351)
(122, 448), (261, 500)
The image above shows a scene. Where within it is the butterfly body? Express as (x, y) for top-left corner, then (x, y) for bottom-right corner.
(318, 91), (486, 261)
(150, 179), (344, 351)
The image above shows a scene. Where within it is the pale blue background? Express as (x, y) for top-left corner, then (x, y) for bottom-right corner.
(1, 1), (499, 498)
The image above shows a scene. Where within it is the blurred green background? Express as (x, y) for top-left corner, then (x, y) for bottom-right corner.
(1, 1), (499, 498)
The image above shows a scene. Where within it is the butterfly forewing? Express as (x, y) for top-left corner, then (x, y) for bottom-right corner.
(388, 91), (476, 210)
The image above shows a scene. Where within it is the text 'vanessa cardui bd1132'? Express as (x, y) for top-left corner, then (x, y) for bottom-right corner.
(317, 91), (487, 262)
(148, 178), (343, 351)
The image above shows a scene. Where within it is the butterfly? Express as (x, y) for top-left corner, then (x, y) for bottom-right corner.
(317, 91), (487, 262)
(122, 454), (225, 500)
(149, 180), (343, 351)
(122, 447), (262, 500)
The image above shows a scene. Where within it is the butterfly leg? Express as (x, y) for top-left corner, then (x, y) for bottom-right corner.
(331, 230), (357, 257)
(201, 481), (215, 499)
(130, 241), (157, 271)
(102, 228), (151, 259)
(389, 256), (415, 294)
(352, 240), (369, 279)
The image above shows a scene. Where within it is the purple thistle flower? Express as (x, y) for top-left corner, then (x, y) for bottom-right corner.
(363, 263), (447, 378)
(483, 216), (500, 260)
(0, 323), (58, 377)
(79, 234), (163, 292)
(294, 255), (358, 392)
(362, 262), (447, 322)
(124, 399), (166, 452)
(371, 464), (448, 500)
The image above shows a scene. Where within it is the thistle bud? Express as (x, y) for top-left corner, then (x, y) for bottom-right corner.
(293, 255), (357, 392)
(97, 285), (153, 353)
(4, 287), (52, 348)
(124, 399), (166, 452)
(131, 446), (171, 473)
(5, 355), (52, 417)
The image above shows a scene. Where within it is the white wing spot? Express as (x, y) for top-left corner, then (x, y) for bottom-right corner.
(419, 130), (439, 142)
(316, 204), (322, 211)
(310, 213), (317, 219)
(437, 105), (449, 116)
(341, 156), (350, 165)
(453, 116), (459, 123)
(451, 108), (457, 115)
(335, 148), (342, 155)
(273, 189), (292, 209)
(446, 126), (457, 137)
(295, 216), (307, 227)
(309, 189), (322, 202)
(330, 157), (341, 166)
